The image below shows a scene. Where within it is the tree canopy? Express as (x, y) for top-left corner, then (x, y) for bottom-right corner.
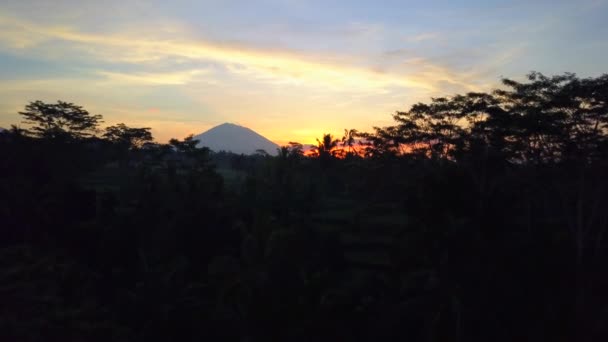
(359, 72), (608, 164)
(19, 100), (103, 139)
(104, 123), (153, 149)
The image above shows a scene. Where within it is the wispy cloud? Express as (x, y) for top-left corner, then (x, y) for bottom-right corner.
(403, 32), (441, 43)
(97, 69), (209, 86)
(0, 13), (477, 93)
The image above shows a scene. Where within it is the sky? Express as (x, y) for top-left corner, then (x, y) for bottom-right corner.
(1, 0), (607, 144)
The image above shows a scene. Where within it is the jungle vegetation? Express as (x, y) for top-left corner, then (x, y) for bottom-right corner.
(1, 72), (607, 341)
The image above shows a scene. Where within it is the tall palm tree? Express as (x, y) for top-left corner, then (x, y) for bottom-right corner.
(341, 129), (359, 156)
(312, 133), (340, 158)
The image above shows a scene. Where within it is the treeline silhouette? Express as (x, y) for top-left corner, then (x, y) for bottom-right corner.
(1, 72), (607, 341)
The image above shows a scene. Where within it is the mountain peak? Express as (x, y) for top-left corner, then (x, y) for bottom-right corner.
(193, 123), (279, 155)
(217, 122), (238, 127)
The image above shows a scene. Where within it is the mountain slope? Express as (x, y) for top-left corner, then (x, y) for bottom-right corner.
(193, 123), (279, 155)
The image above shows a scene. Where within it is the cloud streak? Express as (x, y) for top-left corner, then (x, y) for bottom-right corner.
(0, 13), (478, 93)
(97, 69), (209, 86)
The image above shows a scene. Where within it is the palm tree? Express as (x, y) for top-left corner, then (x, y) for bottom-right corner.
(312, 133), (340, 158)
(341, 128), (359, 156)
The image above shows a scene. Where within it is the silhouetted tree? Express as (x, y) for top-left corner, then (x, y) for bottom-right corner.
(103, 123), (153, 149)
(169, 134), (199, 153)
(19, 100), (103, 139)
(341, 129), (359, 156)
(311, 133), (341, 161)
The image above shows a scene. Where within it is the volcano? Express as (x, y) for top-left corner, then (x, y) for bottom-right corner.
(192, 123), (279, 155)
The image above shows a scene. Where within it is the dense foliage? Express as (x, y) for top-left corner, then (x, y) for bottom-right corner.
(1, 73), (607, 341)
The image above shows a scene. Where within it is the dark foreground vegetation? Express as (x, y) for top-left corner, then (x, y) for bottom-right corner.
(1, 72), (608, 341)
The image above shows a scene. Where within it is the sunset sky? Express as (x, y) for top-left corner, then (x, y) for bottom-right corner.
(1, 0), (607, 144)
